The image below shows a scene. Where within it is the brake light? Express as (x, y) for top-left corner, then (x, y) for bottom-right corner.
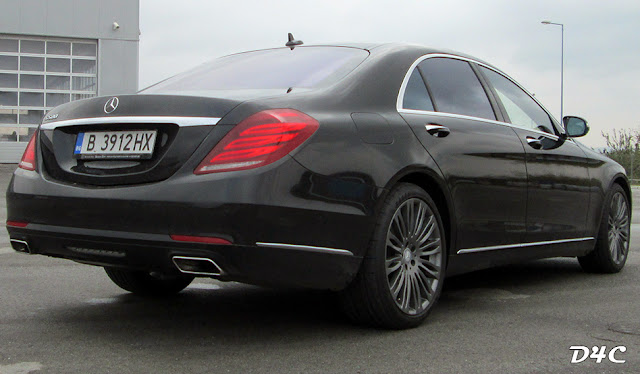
(6, 220), (29, 228)
(170, 235), (232, 245)
(194, 109), (319, 174)
(18, 130), (38, 171)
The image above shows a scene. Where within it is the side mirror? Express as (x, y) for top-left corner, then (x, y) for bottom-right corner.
(563, 116), (589, 138)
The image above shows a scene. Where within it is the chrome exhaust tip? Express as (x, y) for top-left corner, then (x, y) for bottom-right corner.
(10, 239), (31, 254)
(172, 256), (223, 276)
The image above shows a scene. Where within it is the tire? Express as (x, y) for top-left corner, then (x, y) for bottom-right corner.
(578, 184), (630, 273)
(104, 267), (194, 296)
(341, 183), (446, 329)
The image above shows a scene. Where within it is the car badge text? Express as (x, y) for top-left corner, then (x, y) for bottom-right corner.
(104, 97), (120, 114)
(44, 113), (59, 121)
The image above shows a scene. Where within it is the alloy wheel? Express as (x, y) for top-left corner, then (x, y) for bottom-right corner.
(385, 198), (443, 315)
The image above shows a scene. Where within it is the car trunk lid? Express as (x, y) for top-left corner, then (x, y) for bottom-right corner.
(39, 94), (241, 186)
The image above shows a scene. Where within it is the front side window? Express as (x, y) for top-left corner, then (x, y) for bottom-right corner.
(419, 58), (495, 120)
(480, 67), (554, 133)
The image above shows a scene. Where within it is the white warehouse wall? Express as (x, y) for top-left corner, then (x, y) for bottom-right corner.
(0, 0), (139, 162)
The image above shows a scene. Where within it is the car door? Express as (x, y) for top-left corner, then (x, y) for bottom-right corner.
(477, 65), (591, 242)
(398, 56), (528, 251)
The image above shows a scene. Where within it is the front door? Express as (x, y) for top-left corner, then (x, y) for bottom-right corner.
(477, 66), (590, 242)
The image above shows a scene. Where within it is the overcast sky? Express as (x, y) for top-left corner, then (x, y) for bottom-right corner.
(139, 0), (640, 148)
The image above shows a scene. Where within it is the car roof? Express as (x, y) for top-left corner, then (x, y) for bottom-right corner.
(275, 42), (498, 69)
(224, 42), (497, 69)
(231, 42), (467, 57)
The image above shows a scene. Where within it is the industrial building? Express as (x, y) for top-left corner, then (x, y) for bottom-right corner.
(0, 0), (140, 162)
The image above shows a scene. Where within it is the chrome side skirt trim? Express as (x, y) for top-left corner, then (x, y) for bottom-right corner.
(256, 242), (354, 256)
(456, 237), (595, 255)
(40, 116), (221, 130)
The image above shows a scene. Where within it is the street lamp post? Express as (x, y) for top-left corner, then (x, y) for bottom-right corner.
(541, 20), (564, 121)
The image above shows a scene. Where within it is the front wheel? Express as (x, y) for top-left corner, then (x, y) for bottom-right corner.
(104, 267), (194, 296)
(341, 183), (446, 329)
(578, 184), (630, 273)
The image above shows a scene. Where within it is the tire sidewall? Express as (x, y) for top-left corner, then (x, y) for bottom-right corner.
(596, 184), (630, 271)
(369, 183), (447, 325)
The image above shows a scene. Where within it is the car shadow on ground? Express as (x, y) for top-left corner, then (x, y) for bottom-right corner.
(444, 257), (586, 292)
(36, 257), (602, 344)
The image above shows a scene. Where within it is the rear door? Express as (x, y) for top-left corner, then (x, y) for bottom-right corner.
(398, 56), (528, 251)
(477, 65), (591, 242)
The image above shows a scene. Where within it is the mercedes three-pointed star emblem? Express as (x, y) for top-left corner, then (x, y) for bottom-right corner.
(104, 97), (120, 114)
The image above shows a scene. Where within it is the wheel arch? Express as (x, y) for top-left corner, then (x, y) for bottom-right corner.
(592, 173), (632, 241)
(579, 174), (631, 273)
(381, 167), (456, 261)
(612, 174), (632, 210)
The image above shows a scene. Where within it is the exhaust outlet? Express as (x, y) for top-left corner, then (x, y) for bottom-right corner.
(172, 256), (223, 276)
(10, 239), (31, 254)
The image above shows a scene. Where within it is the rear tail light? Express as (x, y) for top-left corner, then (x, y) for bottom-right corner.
(18, 130), (38, 171)
(194, 109), (319, 174)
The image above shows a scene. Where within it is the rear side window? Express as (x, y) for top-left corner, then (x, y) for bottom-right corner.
(480, 66), (554, 132)
(142, 47), (369, 94)
(419, 58), (496, 120)
(402, 69), (434, 111)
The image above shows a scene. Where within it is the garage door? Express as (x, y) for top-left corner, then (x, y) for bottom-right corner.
(0, 35), (97, 162)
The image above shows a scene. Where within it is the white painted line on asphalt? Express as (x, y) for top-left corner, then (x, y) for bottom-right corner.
(0, 362), (43, 373)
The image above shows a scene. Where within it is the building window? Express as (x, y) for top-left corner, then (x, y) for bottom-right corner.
(0, 35), (98, 143)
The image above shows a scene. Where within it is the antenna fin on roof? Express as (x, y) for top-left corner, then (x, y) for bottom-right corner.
(285, 33), (303, 50)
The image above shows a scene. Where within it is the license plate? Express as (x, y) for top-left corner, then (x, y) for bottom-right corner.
(74, 130), (157, 160)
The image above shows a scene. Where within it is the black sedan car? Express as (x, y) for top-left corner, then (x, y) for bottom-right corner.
(5, 42), (630, 329)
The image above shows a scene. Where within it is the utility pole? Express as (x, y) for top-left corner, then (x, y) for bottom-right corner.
(541, 20), (564, 120)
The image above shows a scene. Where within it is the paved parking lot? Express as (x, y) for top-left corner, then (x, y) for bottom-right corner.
(1, 164), (639, 374)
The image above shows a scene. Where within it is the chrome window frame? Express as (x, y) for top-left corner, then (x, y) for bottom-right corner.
(396, 53), (565, 140)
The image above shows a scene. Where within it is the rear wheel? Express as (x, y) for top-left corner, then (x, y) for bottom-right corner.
(104, 267), (194, 296)
(578, 184), (630, 273)
(341, 183), (446, 329)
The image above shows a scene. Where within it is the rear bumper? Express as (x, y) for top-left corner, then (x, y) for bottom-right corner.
(6, 157), (378, 290)
(6, 223), (361, 290)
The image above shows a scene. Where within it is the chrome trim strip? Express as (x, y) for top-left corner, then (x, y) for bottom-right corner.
(40, 116), (221, 130)
(171, 256), (223, 276)
(396, 52), (563, 137)
(398, 109), (560, 141)
(456, 237), (595, 255)
(256, 242), (354, 256)
(400, 108), (506, 126)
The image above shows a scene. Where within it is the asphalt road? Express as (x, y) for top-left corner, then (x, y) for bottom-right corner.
(1, 164), (639, 374)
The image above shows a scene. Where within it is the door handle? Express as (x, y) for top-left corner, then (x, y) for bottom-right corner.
(526, 136), (542, 150)
(425, 124), (450, 138)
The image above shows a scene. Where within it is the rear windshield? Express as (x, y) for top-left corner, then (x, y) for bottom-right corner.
(142, 46), (369, 94)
